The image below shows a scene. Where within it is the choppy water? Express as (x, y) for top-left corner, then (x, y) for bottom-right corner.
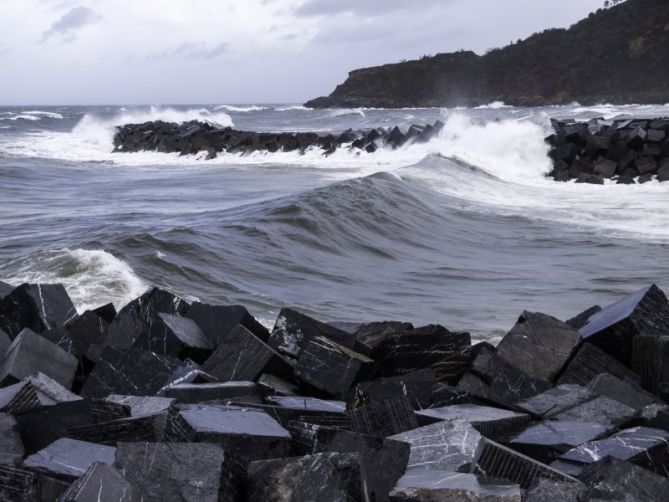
(2, 102), (669, 338)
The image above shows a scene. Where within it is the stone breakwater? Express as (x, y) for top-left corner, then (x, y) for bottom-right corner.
(547, 117), (669, 184)
(2, 280), (669, 500)
(113, 120), (445, 158)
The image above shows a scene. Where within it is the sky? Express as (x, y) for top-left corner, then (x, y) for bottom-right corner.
(0, 0), (606, 105)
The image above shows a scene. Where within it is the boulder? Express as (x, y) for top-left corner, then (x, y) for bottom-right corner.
(0, 283), (77, 333)
(0, 328), (78, 389)
(132, 313), (213, 362)
(186, 302), (269, 345)
(57, 462), (142, 502)
(23, 438), (115, 481)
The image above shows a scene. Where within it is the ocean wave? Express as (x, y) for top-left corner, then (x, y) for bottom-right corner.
(474, 101), (511, 109)
(0, 111), (64, 121)
(0, 248), (147, 312)
(215, 104), (273, 112)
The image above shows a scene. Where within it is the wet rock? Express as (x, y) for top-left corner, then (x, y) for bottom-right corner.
(389, 469), (522, 502)
(350, 369), (436, 409)
(202, 324), (291, 382)
(472, 438), (583, 489)
(186, 302), (269, 345)
(80, 347), (180, 399)
(133, 313), (213, 362)
(587, 373), (658, 410)
(104, 394), (175, 416)
(578, 284), (669, 366)
(415, 403), (531, 439)
(0, 283), (77, 333)
(247, 452), (362, 502)
(23, 438), (115, 481)
(0, 413), (24, 465)
(92, 303), (116, 324)
(57, 462), (142, 502)
(114, 442), (226, 502)
(57, 310), (109, 358)
(268, 308), (354, 361)
(162, 381), (260, 403)
(557, 342), (639, 386)
(389, 419), (482, 472)
(0, 464), (39, 501)
(0, 328), (78, 389)
(349, 394), (419, 437)
(566, 305), (601, 330)
(295, 336), (373, 398)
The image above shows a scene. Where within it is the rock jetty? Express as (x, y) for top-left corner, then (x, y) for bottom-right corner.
(546, 117), (669, 184)
(112, 120), (445, 158)
(1, 279), (669, 500)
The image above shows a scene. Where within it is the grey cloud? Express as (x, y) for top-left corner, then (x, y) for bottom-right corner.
(296, 0), (447, 17)
(149, 42), (229, 61)
(41, 6), (100, 44)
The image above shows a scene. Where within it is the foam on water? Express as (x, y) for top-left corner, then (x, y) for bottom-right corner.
(1, 248), (147, 312)
(0, 111), (64, 121)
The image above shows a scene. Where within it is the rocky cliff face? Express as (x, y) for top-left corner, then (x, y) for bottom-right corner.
(306, 0), (669, 108)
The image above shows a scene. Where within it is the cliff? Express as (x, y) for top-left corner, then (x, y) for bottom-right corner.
(305, 0), (669, 108)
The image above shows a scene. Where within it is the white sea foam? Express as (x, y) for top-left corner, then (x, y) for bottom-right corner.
(0, 110), (64, 121)
(215, 104), (273, 112)
(2, 248), (147, 312)
(474, 101), (511, 109)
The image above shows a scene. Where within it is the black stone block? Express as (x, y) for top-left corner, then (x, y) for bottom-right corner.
(517, 384), (635, 428)
(0, 283), (77, 333)
(472, 438), (582, 489)
(265, 396), (351, 428)
(416, 403), (531, 439)
(268, 308), (354, 361)
(579, 456), (669, 502)
(593, 159), (616, 178)
(557, 426), (669, 477)
(67, 411), (169, 445)
(566, 305), (601, 329)
(632, 335), (669, 397)
(627, 127), (647, 149)
(102, 288), (189, 352)
(295, 336), (373, 398)
(352, 321), (414, 353)
(524, 479), (583, 502)
(557, 342), (639, 386)
(80, 347), (180, 399)
(0, 328), (78, 389)
(202, 324), (291, 382)
(389, 469), (522, 501)
(605, 141), (630, 161)
(578, 284), (669, 366)
(0, 316), (24, 340)
(550, 143), (579, 163)
(496, 311), (579, 382)
(257, 373), (299, 397)
(247, 453), (362, 502)
(162, 381), (260, 403)
(0, 464), (39, 502)
(23, 438), (115, 481)
(0, 372), (81, 414)
(0, 413), (24, 465)
(175, 404), (292, 462)
(62, 310), (109, 357)
(104, 394), (175, 416)
(114, 442), (226, 502)
(637, 156), (658, 175)
(92, 303), (116, 323)
(647, 128), (667, 143)
(0, 281), (13, 300)
(57, 462), (142, 502)
(0, 329), (9, 356)
(389, 419), (482, 472)
(350, 369), (435, 409)
(431, 382), (476, 407)
(160, 358), (217, 389)
(349, 394), (418, 437)
(587, 373), (658, 410)
(186, 301), (269, 345)
(133, 313), (213, 362)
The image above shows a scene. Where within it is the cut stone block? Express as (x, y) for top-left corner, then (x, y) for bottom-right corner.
(0, 283), (77, 333)
(268, 307), (354, 361)
(632, 335), (669, 397)
(389, 469), (522, 502)
(295, 336), (373, 398)
(202, 324), (291, 382)
(416, 404), (531, 438)
(557, 342), (640, 386)
(566, 305), (601, 330)
(373, 324), (471, 381)
(352, 321), (414, 352)
(0, 413), (24, 465)
(431, 383), (475, 407)
(80, 347), (180, 399)
(557, 426), (669, 477)
(247, 453), (362, 502)
(389, 419), (482, 472)
(0, 464), (39, 502)
(62, 310), (109, 357)
(114, 442), (226, 502)
(495, 311), (579, 381)
(92, 303), (116, 324)
(501, 421), (608, 464)
(472, 438), (582, 489)
(579, 456), (669, 502)
(187, 301), (269, 345)
(0, 315), (22, 340)
(263, 396), (351, 428)
(517, 384), (636, 427)
(524, 479), (583, 502)
(351, 369), (436, 409)
(0, 281), (14, 300)
(133, 313), (213, 362)
(104, 394), (175, 417)
(102, 287), (189, 352)
(349, 394), (419, 437)
(578, 284), (669, 366)
(67, 412), (169, 445)
(23, 438), (115, 480)
(162, 381), (260, 403)
(257, 373), (299, 397)
(0, 328), (78, 389)
(0, 329), (9, 356)
(57, 462), (142, 502)
(160, 358), (217, 389)
(587, 373), (657, 410)
(175, 404), (292, 462)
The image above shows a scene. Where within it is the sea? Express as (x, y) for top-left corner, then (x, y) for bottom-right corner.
(1, 102), (669, 341)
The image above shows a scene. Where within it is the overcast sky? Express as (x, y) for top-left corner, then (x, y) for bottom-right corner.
(0, 0), (605, 105)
